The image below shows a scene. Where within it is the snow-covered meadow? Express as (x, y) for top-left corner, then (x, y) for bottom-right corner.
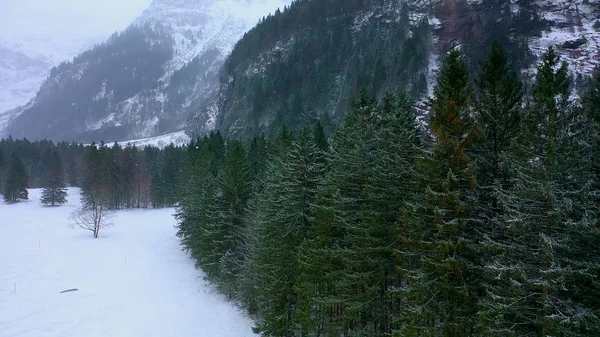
(0, 188), (257, 337)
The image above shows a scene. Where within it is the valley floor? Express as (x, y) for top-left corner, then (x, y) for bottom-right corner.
(0, 188), (257, 337)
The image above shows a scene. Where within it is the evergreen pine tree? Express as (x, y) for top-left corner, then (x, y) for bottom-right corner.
(296, 90), (378, 335)
(66, 144), (79, 187)
(120, 144), (138, 208)
(584, 67), (600, 229)
(473, 42), (525, 336)
(313, 120), (329, 153)
(217, 140), (252, 293)
(270, 124), (295, 159)
(472, 41), (523, 216)
(41, 151), (67, 206)
(0, 150), (5, 195)
(151, 171), (166, 208)
(161, 144), (183, 207)
(250, 125), (326, 336)
(579, 67), (600, 331)
(402, 49), (480, 336)
(106, 143), (122, 208)
(369, 91), (422, 334)
(248, 133), (269, 181)
(500, 47), (598, 336)
(176, 133), (230, 287)
(80, 142), (111, 209)
(188, 140), (252, 295)
(3, 153), (29, 203)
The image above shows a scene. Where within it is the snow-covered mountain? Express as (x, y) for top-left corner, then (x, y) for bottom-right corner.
(0, 37), (96, 128)
(187, 0), (600, 139)
(4, 0), (598, 142)
(0, 0), (150, 132)
(135, 0), (292, 75)
(2, 0), (291, 142)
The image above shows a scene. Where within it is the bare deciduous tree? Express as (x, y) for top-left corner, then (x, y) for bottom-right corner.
(69, 204), (114, 238)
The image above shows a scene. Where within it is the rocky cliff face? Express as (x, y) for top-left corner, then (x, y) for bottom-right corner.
(429, 0), (599, 77)
(4, 0), (598, 143)
(187, 0), (599, 139)
(527, 0), (599, 76)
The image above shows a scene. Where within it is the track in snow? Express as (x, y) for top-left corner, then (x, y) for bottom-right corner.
(0, 188), (257, 337)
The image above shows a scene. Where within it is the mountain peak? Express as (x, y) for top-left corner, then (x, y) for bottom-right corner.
(3, 0), (291, 142)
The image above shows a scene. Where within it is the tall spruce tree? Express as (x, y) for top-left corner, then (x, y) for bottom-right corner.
(0, 150), (5, 195)
(369, 91), (423, 334)
(120, 144), (138, 208)
(248, 133), (269, 181)
(41, 151), (67, 206)
(250, 125), (326, 336)
(3, 153), (29, 203)
(499, 47), (598, 336)
(106, 143), (122, 208)
(402, 49), (480, 336)
(151, 171), (166, 207)
(80, 142), (108, 209)
(161, 144), (183, 207)
(176, 138), (209, 250)
(473, 43), (525, 335)
(190, 140), (252, 295)
(472, 41), (523, 216)
(176, 132), (231, 287)
(218, 141), (252, 289)
(295, 90), (378, 336)
(584, 68), (600, 229)
(330, 91), (423, 336)
(571, 66), (600, 334)
(239, 126), (295, 316)
(313, 120), (329, 153)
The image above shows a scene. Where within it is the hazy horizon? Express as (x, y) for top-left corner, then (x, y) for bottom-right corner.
(0, 0), (152, 45)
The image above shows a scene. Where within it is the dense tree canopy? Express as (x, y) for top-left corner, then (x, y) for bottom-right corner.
(3, 40), (599, 337)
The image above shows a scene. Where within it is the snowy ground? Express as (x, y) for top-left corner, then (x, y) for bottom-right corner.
(85, 131), (192, 149)
(0, 188), (257, 337)
(116, 131), (191, 149)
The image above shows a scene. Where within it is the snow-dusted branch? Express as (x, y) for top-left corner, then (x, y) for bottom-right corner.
(69, 205), (114, 238)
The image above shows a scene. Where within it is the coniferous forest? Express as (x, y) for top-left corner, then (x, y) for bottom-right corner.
(2, 43), (599, 336)
(177, 44), (600, 336)
(0, 139), (183, 208)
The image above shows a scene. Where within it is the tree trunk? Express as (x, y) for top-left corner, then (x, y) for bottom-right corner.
(94, 205), (103, 238)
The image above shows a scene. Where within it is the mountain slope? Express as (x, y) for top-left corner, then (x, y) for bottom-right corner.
(0, 38), (98, 125)
(0, 1), (150, 125)
(4, 0), (291, 142)
(5, 24), (174, 142)
(188, 0), (599, 139)
(6, 0), (598, 142)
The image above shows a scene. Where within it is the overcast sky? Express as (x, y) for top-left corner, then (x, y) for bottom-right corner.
(0, 0), (151, 42)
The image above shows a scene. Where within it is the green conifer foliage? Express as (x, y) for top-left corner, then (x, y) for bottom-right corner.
(3, 153), (29, 203)
(41, 151), (67, 206)
(579, 67), (600, 333)
(0, 150), (5, 194)
(250, 125), (326, 336)
(473, 42), (525, 336)
(500, 47), (598, 336)
(403, 49), (480, 336)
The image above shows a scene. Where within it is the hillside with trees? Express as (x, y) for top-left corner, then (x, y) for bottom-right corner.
(3, 41), (599, 337)
(177, 44), (600, 336)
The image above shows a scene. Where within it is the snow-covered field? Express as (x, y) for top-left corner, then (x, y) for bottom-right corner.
(0, 188), (257, 337)
(84, 131), (192, 149)
(116, 130), (191, 149)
